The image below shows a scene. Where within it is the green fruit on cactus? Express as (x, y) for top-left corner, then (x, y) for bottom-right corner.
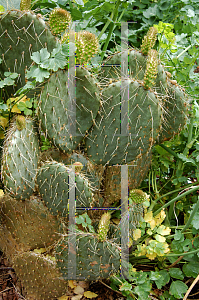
(0, 10), (57, 97)
(49, 8), (72, 35)
(56, 229), (120, 280)
(77, 31), (99, 64)
(36, 161), (94, 217)
(38, 67), (100, 154)
(20, 0), (31, 10)
(141, 26), (158, 55)
(1, 116), (39, 200)
(97, 212), (111, 242)
(61, 30), (99, 65)
(16, 115), (26, 131)
(13, 252), (68, 300)
(85, 79), (162, 165)
(144, 49), (158, 89)
(0, 194), (61, 251)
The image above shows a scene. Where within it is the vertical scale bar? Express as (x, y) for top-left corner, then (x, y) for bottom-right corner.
(68, 25), (77, 279)
(68, 24), (76, 137)
(120, 165), (129, 278)
(68, 168), (76, 279)
(120, 22), (130, 278)
(121, 22), (129, 136)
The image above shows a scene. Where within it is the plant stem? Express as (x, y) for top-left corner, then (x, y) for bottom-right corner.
(153, 185), (199, 216)
(98, 11), (114, 41)
(149, 181), (199, 211)
(167, 248), (199, 257)
(100, 0), (121, 61)
(181, 196), (199, 233)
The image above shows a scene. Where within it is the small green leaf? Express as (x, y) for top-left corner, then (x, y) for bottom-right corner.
(149, 271), (162, 281)
(183, 262), (199, 278)
(26, 66), (50, 82)
(9, 73), (18, 79)
(155, 270), (170, 289)
(0, 81), (5, 88)
(40, 48), (50, 62)
(31, 51), (41, 64)
(119, 281), (132, 291)
(169, 268), (184, 280)
(169, 281), (188, 299)
(4, 77), (15, 86)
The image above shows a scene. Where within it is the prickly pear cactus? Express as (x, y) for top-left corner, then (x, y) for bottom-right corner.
(0, 10), (191, 300)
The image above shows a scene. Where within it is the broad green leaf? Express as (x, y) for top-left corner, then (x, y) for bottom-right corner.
(169, 281), (188, 299)
(183, 262), (199, 278)
(31, 51), (42, 64)
(4, 72), (11, 77)
(3, 77), (15, 86)
(177, 153), (197, 166)
(9, 73), (18, 79)
(119, 281), (132, 291)
(40, 48), (50, 62)
(0, 81), (5, 88)
(149, 271), (162, 281)
(191, 211), (199, 229)
(155, 270), (170, 289)
(26, 66), (50, 82)
(169, 268), (184, 280)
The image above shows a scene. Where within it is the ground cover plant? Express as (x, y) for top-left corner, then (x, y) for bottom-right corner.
(0, 0), (199, 299)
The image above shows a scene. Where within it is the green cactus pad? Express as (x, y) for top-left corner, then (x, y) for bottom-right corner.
(2, 116), (39, 200)
(49, 8), (72, 35)
(36, 161), (94, 217)
(158, 80), (190, 143)
(0, 194), (61, 251)
(100, 48), (147, 81)
(0, 10), (57, 96)
(38, 67), (100, 154)
(103, 150), (152, 206)
(85, 79), (162, 165)
(56, 230), (121, 280)
(13, 252), (68, 300)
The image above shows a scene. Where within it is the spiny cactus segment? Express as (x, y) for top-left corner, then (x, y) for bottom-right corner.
(56, 230), (120, 280)
(1, 116), (39, 200)
(141, 26), (158, 55)
(49, 8), (72, 35)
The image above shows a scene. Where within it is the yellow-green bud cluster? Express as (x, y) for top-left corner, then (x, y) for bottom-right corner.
(20, 0), (31, 10)
(61, 30), (99, 65)
(143, 49), (158, 89)
(97, 212), (111, 242)
(129, 189), (149, 205)
(49, 8), (72, 35)
(141, 26), (158, 55)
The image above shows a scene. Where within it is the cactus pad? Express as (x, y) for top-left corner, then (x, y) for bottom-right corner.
(36, 161), (94, 217)
(1, 116), (39, 200)
(38, 67), (100, 153)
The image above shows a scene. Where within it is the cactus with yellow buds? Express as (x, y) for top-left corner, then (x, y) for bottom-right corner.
(49, 8), (72, 35)
(143, 49), (158, 89)
(141, 26), (158, 55)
